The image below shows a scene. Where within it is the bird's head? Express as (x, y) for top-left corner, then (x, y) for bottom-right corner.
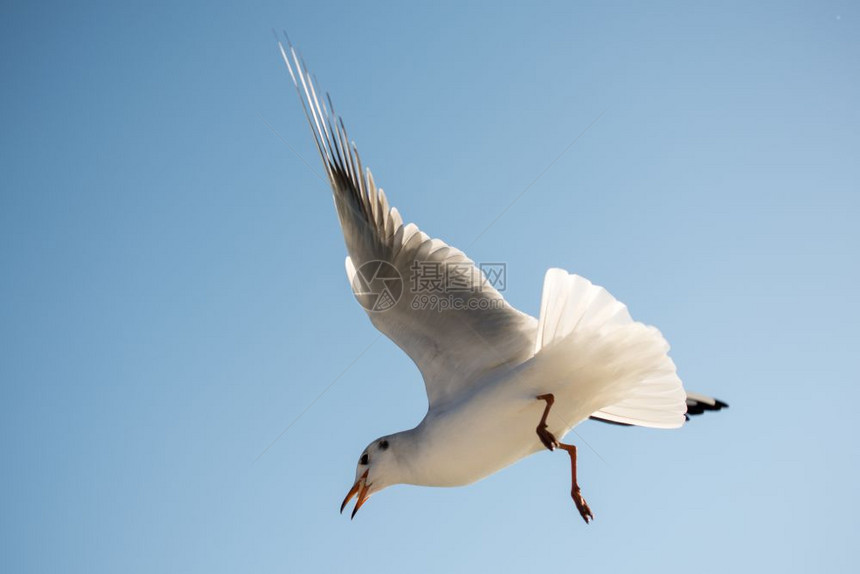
(340, 434), (403, 519)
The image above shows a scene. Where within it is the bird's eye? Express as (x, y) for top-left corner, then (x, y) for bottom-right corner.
(359, 453), (369, 465)
(379, 440), (389, 450)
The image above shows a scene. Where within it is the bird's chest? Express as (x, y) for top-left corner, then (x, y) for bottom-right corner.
(407, 392), (545, 487)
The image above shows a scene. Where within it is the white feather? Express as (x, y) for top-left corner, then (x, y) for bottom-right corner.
(534, 269), (687, 430)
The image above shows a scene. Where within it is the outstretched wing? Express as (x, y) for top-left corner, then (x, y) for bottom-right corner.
(589, 392), (728, 426)
(279, 43), (536, 407)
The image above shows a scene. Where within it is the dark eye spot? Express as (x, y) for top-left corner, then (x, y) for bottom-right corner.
(379, 440), (389, 450)
(359, 453), (369, 465)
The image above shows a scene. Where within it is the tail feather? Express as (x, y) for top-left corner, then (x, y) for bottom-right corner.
(535, 269), (687, 429)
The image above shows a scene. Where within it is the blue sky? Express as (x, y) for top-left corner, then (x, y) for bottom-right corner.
(1, 1), (858, 572)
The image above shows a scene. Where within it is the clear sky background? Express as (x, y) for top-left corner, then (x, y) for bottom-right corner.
(2, 1), (858, 572)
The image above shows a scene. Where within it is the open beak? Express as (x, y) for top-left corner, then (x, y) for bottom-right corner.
(340, 469), (371, 519)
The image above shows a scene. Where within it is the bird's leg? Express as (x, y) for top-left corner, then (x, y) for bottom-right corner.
(535, 394), (559, 450)
(557, 443), (593, 523)
(535, 394), (594, 524)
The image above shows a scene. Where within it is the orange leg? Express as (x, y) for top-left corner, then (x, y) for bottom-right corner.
(535, 394), (559, 450)
(536, 394), (594, 524)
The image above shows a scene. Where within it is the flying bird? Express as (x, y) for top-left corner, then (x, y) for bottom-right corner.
(278, 41), (727, 523)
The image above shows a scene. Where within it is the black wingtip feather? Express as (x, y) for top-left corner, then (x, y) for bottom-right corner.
(685, 396), (729, 418)
(588, 416), (632, 427)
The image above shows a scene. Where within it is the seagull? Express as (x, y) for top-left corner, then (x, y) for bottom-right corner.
(278, 41), (727, 523)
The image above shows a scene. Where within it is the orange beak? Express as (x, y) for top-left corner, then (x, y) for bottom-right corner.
(340, 469), (371, 519)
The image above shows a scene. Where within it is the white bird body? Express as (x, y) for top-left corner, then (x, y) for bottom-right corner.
(278, 41), (726, 521)
(377, 270), (686, 489)
(396, 369), (548, 488)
